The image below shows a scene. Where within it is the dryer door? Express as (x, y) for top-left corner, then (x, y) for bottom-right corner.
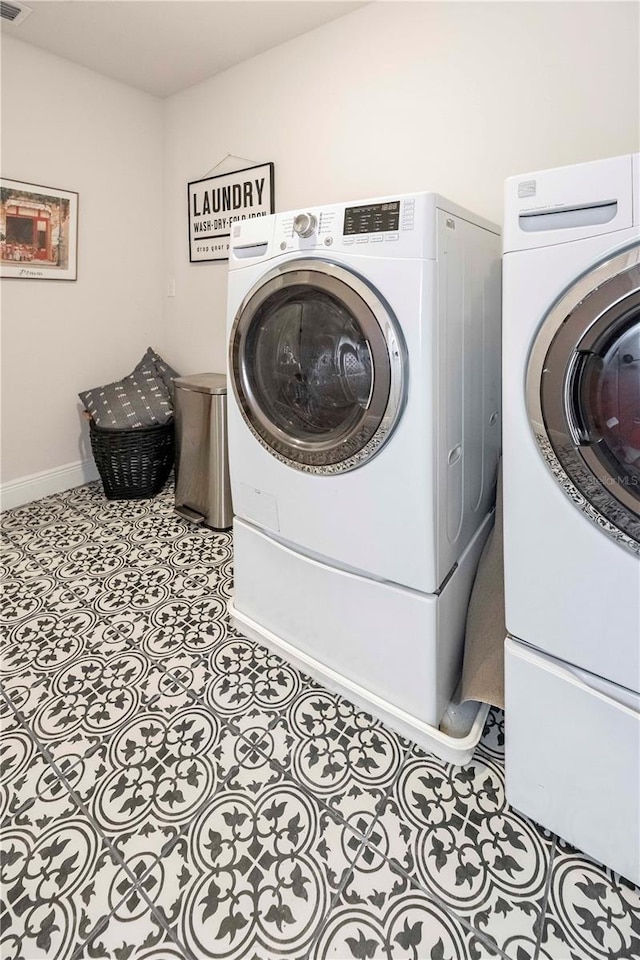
(528, 243), (640, 550)
(229, 258), (405, 474)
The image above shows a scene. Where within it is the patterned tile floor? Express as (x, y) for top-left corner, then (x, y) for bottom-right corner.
(1, 480), (639, 960)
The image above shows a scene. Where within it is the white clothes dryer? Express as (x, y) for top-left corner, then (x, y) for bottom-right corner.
(226, 193), (501, 759)
(502, 154), (640, 884)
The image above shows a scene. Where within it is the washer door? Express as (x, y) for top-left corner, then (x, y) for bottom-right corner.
(528, 243), (640, 551)
(229, 258), (405, 474)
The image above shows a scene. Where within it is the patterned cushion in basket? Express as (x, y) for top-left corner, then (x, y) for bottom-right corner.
(79, 366), (172, 429)
(135, 347), (180, 400)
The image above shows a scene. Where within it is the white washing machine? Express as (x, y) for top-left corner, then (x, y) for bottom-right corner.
(226, 193), (501, 760)
(502, 154), (640, 884)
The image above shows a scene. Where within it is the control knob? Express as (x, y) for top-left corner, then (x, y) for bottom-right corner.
(293, 212), (317, 238)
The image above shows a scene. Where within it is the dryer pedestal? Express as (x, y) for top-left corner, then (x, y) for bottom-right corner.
(229, 514), (493, 765)
(506, 637), (640, 886)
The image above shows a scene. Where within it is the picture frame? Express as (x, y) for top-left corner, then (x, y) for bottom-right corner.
(0, 178), (78, 280)
(188, 162), (274, 263)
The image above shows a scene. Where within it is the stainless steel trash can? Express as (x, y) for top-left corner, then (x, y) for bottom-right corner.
(174, 373), (233, 530)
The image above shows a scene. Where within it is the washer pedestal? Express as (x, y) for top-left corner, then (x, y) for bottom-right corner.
(229, 514), (493, 764)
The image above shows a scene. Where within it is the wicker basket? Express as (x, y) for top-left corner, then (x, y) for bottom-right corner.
(89, 420), (175, 500)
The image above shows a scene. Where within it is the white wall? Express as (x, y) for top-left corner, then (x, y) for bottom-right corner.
(163, 1), (639, 376)
(1, 38), (164, 491)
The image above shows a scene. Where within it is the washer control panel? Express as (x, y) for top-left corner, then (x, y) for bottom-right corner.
(229, 193), (441, 263)
(276, 196), (419, 254)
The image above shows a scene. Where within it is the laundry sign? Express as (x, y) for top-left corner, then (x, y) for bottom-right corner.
(188, 162), (274, 262)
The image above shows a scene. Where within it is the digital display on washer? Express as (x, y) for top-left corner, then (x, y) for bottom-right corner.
(343, 201), (400, 235)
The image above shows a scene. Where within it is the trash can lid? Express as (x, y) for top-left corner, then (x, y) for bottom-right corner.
(174, 373), (227, 395)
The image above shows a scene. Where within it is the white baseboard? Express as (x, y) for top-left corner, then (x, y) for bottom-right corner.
(0, 459), (99, 510)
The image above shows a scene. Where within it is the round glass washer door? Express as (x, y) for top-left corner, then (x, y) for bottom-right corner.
(229, 258), (406, 474)
(527, 243), (640, 549)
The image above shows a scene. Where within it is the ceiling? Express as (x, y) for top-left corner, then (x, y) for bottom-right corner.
(1, 1), (367, 98)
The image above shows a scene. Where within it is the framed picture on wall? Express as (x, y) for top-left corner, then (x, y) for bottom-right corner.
(0, 178), (78, 280)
